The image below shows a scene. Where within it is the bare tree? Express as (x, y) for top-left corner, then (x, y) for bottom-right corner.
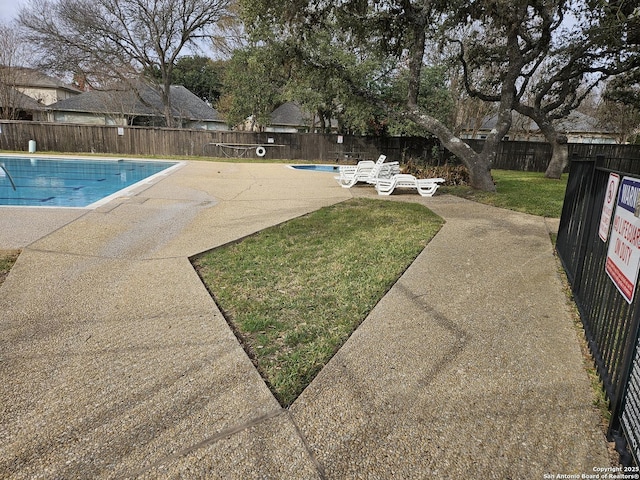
(19, 0), (235, 127)
(0, 22), (31, 120)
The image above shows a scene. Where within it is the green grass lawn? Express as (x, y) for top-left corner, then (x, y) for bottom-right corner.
(441, 169), (568, 218)
(193, 198), (444, 406)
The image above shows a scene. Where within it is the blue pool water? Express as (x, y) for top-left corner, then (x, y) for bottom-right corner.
(290, 164), (339, 172)
(0, 157), (178, 207)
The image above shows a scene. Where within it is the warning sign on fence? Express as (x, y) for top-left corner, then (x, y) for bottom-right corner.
(606, 176), (640, 304)
(599, 173), (620, 242)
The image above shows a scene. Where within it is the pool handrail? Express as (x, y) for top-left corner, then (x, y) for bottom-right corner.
(0, 164), (16, 190)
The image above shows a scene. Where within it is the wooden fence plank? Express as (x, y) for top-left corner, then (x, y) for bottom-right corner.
(1, 121), (638, 170)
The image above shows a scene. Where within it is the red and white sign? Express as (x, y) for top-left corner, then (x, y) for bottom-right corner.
(606, 176), (640, 304)
(599, 173), (620, 242)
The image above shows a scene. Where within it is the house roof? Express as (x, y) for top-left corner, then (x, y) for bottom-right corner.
(269, 102), (311, 127)
(467, 110), (614, 135)
(269, 101), (338, 130)
(0, 88), (46, 111)
(50, 83), (223, 122)
(170, 86), (223, 122)
(1, 67), (82, 94)
(554, 111), (613, 134)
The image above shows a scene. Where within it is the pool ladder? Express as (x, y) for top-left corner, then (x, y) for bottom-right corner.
(0, 164), (16, 190)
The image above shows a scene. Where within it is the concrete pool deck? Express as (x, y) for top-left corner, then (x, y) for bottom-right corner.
(1, 161), (611, 478)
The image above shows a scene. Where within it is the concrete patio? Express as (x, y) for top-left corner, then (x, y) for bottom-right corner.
(0, 160), (611, 478)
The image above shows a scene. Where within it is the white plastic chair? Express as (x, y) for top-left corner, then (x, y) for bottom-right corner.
(375, 174), (445, 197)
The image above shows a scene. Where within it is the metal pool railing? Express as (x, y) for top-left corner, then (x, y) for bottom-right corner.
(0, 164), (16, 190)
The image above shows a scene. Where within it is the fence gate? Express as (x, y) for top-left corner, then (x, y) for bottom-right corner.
(557, 154), (640, 465)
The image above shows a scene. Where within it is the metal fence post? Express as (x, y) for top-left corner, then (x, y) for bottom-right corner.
(573, 155), (600, 292)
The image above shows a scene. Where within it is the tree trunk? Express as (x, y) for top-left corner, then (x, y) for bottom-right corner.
(161, 82), (174, 128)
(399, 2), (520, 192)
(544, 135), (568, 179)
(406, 108), (497, 192)
(514, 106), (568, 179)
(467, 156), (496, 191)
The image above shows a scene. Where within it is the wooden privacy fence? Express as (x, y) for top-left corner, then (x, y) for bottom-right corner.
(0, 121), (439, 163)
(2, 121), (640, 170)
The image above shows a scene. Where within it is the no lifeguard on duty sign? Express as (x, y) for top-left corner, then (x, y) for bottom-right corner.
(606, 176), (640, 304)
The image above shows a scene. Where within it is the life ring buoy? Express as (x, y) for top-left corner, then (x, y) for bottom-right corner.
(256, 146), (266, 157)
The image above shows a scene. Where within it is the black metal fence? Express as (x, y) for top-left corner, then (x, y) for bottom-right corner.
(556, 153), (640, 465)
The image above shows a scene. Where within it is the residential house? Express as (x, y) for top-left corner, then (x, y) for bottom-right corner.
(6, 67), (82, 106)
(460, 110), (618, 144)
(49, 83), (227, 130)
(264, 102), (338, 133)
(553, 111), (617, 144)
(0, 88), (46, 121)
(0, 67), (80, 121)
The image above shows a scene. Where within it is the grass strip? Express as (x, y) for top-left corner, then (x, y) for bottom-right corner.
(441, 169), (568, 218)
(0, 250), (20, 286)
(192, 198), (444, 406)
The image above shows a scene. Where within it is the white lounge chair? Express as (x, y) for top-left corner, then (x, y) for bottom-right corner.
(335, 155), (400, 188)
(375, 174), (445, 197)
(364, 158), (401, 185)
(334, 160), (375, 186)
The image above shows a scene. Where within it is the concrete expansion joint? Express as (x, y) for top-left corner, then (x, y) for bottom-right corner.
(287, 410), (328, 480)
(24, 246), (95, 258)
(126, 408), (286, 477)
(401, 284), (470, 344)
(23, 246), (185, 263)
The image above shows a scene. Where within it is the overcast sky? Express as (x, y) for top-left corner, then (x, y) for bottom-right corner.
(0, 0), (23, 24)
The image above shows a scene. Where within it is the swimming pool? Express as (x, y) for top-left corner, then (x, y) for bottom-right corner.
(290, 164), (339, 172)
(0, 157), (180, 207)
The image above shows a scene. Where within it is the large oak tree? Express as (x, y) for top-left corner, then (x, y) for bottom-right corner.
(511, 0), (639, 178)
(243, 0), (640, 187)
(242, 0), (573, 191)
